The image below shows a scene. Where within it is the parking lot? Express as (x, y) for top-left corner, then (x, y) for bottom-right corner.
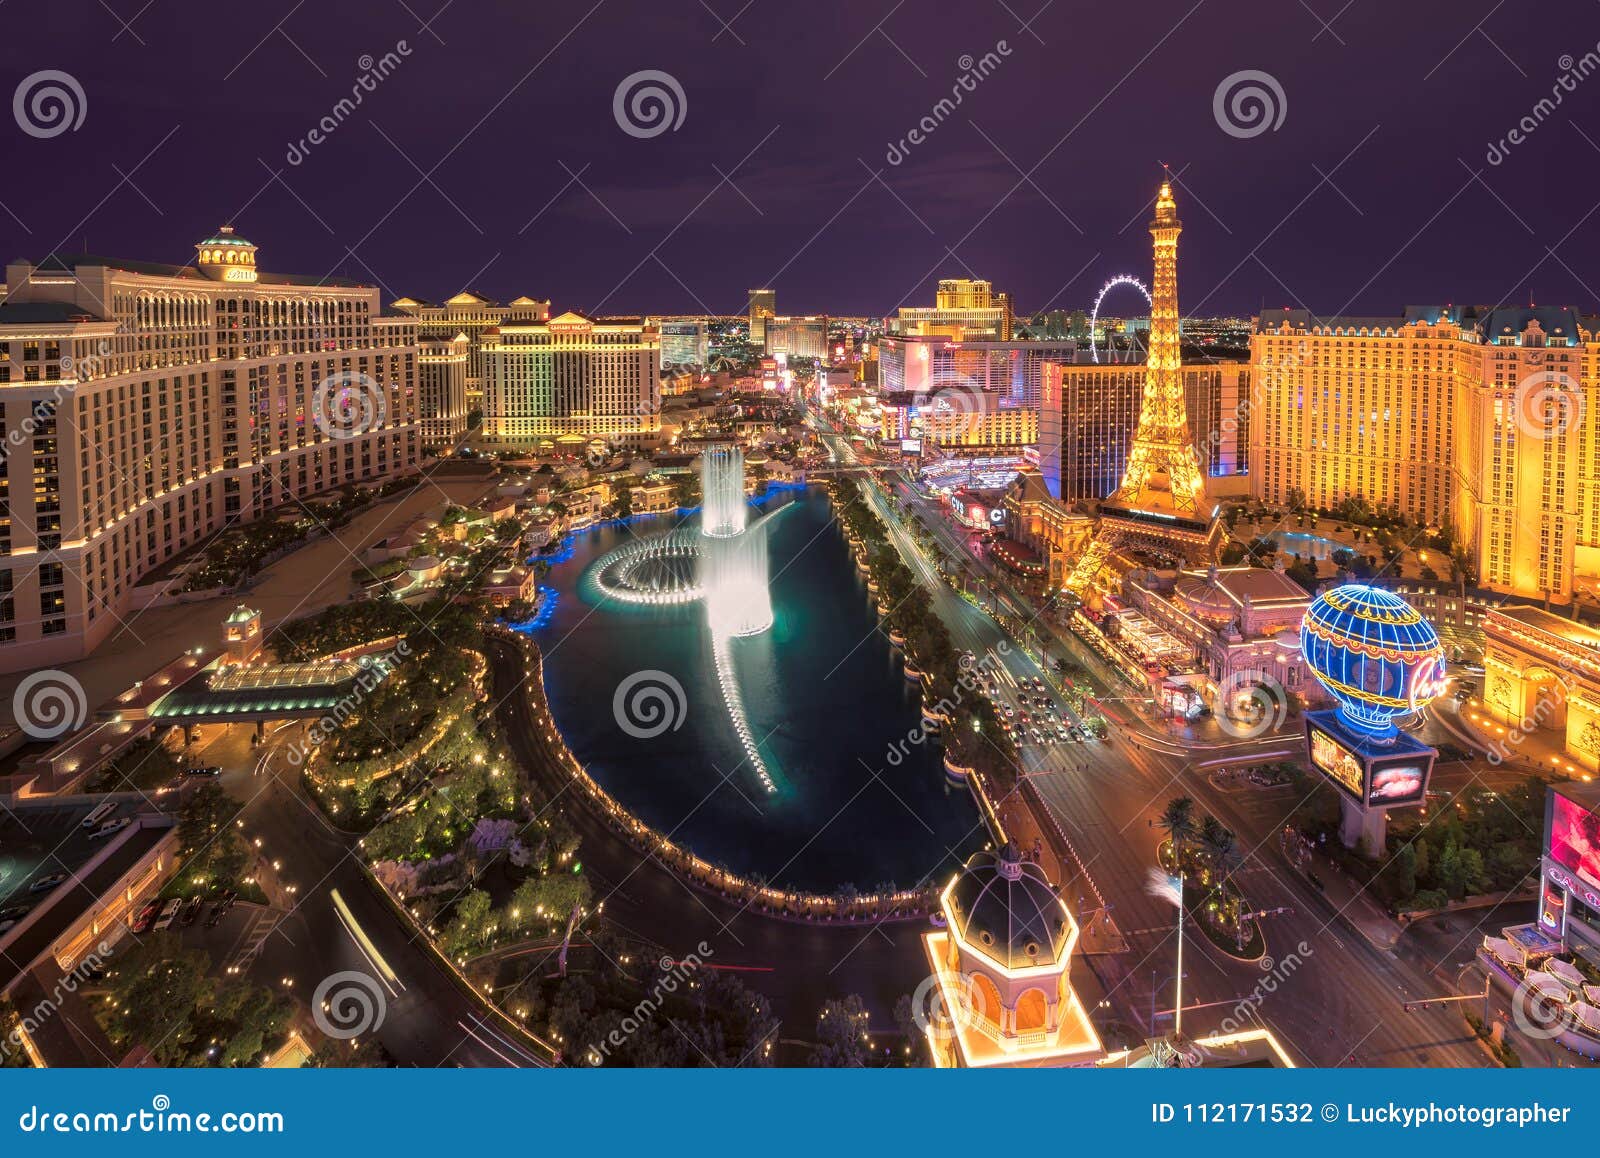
(0, 801), (140, 921)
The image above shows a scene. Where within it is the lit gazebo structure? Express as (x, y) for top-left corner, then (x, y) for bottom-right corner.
(1300, 584), (1447, 855)
(921, 841), (1105, 1068)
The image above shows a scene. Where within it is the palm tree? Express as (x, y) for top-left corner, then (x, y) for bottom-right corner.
(1158, 797), (1197, 865)
(1197, 815), (1238, 882)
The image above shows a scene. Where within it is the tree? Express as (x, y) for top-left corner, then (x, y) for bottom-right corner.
(1197, 814), (1238, 880)
(177, 783), (248, 893)
(1158, 797), (1197, 860)
(107, 933), (212, 1065)
(813, 994), (870, 1067)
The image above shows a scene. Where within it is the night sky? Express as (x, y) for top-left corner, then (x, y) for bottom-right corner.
(5, 0), (1599, 319)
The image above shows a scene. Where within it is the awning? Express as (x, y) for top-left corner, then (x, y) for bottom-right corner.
(1545, 958), (1586, 990)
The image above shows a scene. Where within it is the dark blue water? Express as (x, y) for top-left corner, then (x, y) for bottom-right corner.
(526, 487), (983, 892)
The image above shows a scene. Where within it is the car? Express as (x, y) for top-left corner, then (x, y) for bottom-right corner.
(0, 919), (16, 935)
(89, 817), (132, 840)
(0, 905), (31, 923)
(80, 801), (117, 829)
(152, 898), (183, 931)
(180, 896), (204, 927)
(131, 900), (162, 934)
(28, 872), (67, 893)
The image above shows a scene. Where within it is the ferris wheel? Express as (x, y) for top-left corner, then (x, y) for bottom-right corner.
(1090, 274), (1152, 364)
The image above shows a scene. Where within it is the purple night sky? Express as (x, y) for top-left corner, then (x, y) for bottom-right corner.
(5, 0), (1598, 319)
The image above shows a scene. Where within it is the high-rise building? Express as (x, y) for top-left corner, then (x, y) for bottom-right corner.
(392, 291), (549, 412)
(1038, 360), (1251, 505)
(0, 228), (419, 671)
(879, 335), (1076, 410)
(889, 277), (1013, 341)
(1250, 305), (1598, 604)
(481, 311), (661, 449)
(418, 332), (470, 447)
(655, 318), (709, 369)
(747, 289), (776, 346)
(764, 315), (829, 360)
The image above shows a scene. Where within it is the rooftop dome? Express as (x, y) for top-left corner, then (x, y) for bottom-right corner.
(1173, 566), (1234, 624)
(945, 841), (1071, 970)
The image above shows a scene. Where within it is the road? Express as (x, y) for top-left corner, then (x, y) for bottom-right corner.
(186, 725), (551, 1067)
(816, 418), (1487, 1066)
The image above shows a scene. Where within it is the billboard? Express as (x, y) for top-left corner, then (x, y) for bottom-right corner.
(899, 439), (922, 455)
(1367, 761), (1425, 807)
(1550, 791), (1600, 890)
(1309, 726), (1363, 800)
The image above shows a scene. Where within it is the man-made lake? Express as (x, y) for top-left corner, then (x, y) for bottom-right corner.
(521, 486), (982, 893)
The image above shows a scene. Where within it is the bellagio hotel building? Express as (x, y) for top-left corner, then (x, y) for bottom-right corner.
(0, 227), (418, 673)
(1250, 305), (1599, 605)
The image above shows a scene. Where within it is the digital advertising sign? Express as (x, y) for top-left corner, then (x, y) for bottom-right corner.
(1367, 761), (1426, 807)
(1549, 790), (1600, 890)
(1309, 725), (1363, 800)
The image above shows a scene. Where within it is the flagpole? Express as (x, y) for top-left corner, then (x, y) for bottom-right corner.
(1174, 870), (1184, 1039)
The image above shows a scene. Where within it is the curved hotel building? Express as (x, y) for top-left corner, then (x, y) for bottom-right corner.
(0, 228), (419, 672)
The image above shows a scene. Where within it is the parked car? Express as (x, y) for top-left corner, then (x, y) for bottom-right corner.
(80, 801), (116, 829)
(180, 896), (204, 926)
(28, 872), (67, 893)
(131, 900), (162, 934)
(89, 817), (132, 840)
(152, 898), (183, 931)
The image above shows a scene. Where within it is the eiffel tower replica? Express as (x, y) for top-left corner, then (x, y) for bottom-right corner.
(1066, 177), (1222, 600)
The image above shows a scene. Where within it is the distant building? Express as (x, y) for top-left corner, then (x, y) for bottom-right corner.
(418, 332), (470, 446)
(481, 311), (661, 451)
(656, 318), (709, 369)
(392, 291), (549, 411)
(747, 288), (776, 346)
(879, 334), (1076, 410)
(764, 315), (829, 360)
(0, 228), (419, 671)
(888, 277), (1012, 341)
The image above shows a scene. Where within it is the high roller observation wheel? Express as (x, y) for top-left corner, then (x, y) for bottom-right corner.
(1090, 275), (1152, 364)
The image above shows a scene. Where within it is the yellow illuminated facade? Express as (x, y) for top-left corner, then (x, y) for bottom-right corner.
(1251, 306), (1600, 605)
(418, 331), (470, 446)
(481, 311), (662, 448)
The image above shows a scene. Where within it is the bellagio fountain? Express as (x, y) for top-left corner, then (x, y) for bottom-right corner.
(586, 445), (784, 793)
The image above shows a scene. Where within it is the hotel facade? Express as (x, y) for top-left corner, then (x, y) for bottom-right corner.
(0, 228), (419, 672)
(480, 311), (661, 449)
(1038, 359), (1251, 505)
(1249, 305), (1599, 606)
(418, 332), (470, 447)
(391, 290), (550, 411)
